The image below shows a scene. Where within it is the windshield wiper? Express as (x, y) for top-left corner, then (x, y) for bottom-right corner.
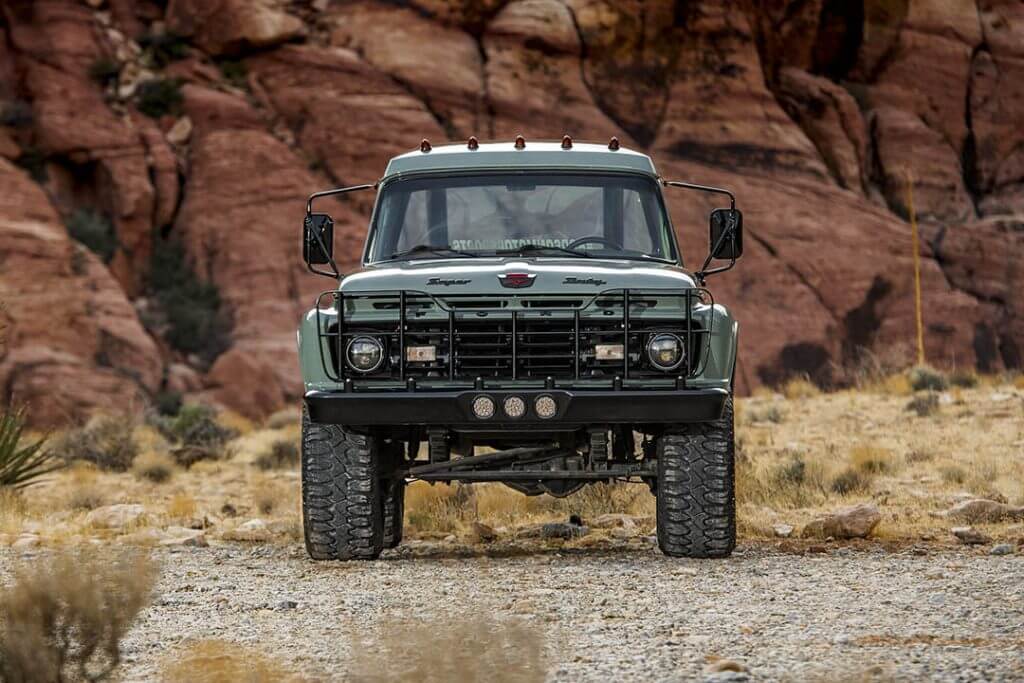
(495, 244), (592, 258)
(389, 244), (476, 260)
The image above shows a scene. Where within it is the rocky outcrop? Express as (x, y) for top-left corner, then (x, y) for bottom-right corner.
(0, 159), (161, 427)
(0, 0), (1021, 421)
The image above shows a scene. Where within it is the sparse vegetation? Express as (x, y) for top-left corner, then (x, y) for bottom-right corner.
(89, 56), (121, 86)
(148, 239), (231, 362)
(135, 78), (184, 118)
(52, 414), (139, 472)
(218, 60), (249, 89)
(0, 550), (159, 682)
(908, 365), (948, 392)
(255, 439), (299, 470)
(132, 450), (177, 483)
(349, 615), (547, 683)
(66, 209), (119, 262)
(746, 403), (783, 424)
(139, 31), (190, 68)
(0, 407), (60, 489)
(949, 369), (979, 388)
(906, 392), (939, 417)
(782, 376), (819, 400)
(830, 467), (873, 495)
(162, 640), (304, 683)
(850, 445), (896, 474)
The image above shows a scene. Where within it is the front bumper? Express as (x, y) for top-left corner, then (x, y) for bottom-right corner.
(305, 387), (728, 426)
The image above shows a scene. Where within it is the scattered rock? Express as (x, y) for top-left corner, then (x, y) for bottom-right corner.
(166, 116), (193, 145)
(706, 659), (748, 674)
(801, 503), (881, 539)
(275, 599), (298, 610)
(951, 526), (990, 545)
(443, 534), (456, 543)
(222, 518), (271, 542)
(12, 534), (40, 549)
(85, 504), (146, 530)
(160, 527), (209, 547)
(540, 522), (589, 540)
(943, 499), (1024, 524)
(990, 543), (1014, 556)
(591, 513), (637, 529)
(610, 526), (637, 540)
(220, 503), (238, 517)
(772, 523), (794, 538)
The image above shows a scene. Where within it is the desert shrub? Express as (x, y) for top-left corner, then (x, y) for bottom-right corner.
(66, 209), (118, 262)
(0, 98), (32, 127)
(905, 448), (934, 464)
(52, 414), (139, 472)
(405, 482), (470, 533)
(148, 239), (230, 361)
(349, 615), (546, 683)
(132, 450), (176, 483)
(136, 78), (183, 118)
(165, 404), (236, 447)
(737, 450), (829, 509)
(746, 404), (783, 424)
(948, 369), (979, 388)
(908, 365), (948, 392)
(154, 389), (183, 417)
(0, 407), (60, 489)
(905, 392), (939, 417)
(850, 445), (897, 474)
(218, 59), (248, 89)
(782, 376), (819, 400)
(139, 31), (190, 67)
(831, 468), (873, 495)
(0, 550), (159, 683)
(162, 640), (303, 683)
(255, 439), (300, 470)
(89, 56), (121, 85)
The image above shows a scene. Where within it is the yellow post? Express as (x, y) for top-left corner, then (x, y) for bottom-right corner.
(905, 169), (925, 366)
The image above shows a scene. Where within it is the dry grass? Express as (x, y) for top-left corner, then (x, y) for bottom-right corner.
(349, 615), (547, 683)
(782, 376), (820, 400)
(51, 414), (140, 472)
(0, 549), (159, 682)
(254, 438), (300, 470)
(162, 639), (306, 683)
(66, 462), (108, 510)
(132, 449), (177, 483)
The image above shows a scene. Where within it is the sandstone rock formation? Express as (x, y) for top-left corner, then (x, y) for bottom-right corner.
(0, 0), (1020, 421)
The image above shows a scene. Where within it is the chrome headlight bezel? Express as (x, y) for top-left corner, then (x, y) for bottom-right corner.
(646, 332), (685, 371)
(345, 336), (385, 373)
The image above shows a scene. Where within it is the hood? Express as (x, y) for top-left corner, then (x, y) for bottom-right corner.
(339, 258), (697, 295)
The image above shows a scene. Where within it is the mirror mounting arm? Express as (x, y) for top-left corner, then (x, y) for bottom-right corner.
(304, 182), (378, 280)
(661, 179), (739, 285)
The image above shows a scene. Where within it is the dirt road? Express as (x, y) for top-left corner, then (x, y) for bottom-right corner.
(10, 539), (1017, 681)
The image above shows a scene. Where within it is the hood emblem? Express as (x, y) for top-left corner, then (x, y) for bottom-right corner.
(427, 277), (470, 286)
(563, 276), (607, 286)
(499, 272), (536, 288)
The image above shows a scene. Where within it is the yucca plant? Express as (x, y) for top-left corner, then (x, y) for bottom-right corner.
(0, 407), (61, 489)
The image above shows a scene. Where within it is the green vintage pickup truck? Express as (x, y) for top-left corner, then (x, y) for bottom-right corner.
(298, 135), (743, 560)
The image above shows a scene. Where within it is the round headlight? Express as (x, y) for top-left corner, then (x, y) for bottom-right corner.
(646, 333), (684, 371)
(346, 336), (384, 373)
(534, 395), (557, 419)
(472, 395), (495, 419)
(503, 396), (526, 419)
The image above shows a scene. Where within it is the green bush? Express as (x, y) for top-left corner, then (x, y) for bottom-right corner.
(136, 78), (183, 118)
(139, 31), (190, 67)
(949, 369), (979, 388)
(905, 392), (940, 417)
(66, 209), (118, 262)
(0, 408), (60, 489)
(154, 390), (183, 417)
(148, 239), (230, 361)
(88, 57), (121, 86)
(161, 403), (236, 448)
(908, 365), (948, 392)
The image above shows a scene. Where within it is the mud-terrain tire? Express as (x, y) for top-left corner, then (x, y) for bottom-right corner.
(656, 396), (735, 558)
(301, 407), (384, 560)
(382, 478), (405, 548)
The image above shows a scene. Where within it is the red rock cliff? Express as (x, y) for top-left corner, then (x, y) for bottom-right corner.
(0, 0), (1021, 423)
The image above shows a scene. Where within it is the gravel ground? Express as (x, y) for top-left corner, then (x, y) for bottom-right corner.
(6, 540), (1021, 682)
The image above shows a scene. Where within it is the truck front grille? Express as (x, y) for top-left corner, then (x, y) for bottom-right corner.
(318, 289), (712, 386)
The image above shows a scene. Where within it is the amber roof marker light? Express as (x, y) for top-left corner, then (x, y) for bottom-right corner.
(561, 135), (573, 149)
(467, 136), (479, 150)
(608, 137), (620, 151)
(420, 139), (432, 153)
(514, 134), (526, 150)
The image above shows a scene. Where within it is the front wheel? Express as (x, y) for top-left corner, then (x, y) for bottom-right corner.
(655, 396), (736, 558)
(301, 408), (384, 560)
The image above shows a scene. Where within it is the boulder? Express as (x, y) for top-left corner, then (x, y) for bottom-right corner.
(801, 503), (881, 540)
(951, 526), (990, 545)
(85, 503), (147, 530)
(166, 0), (305, 57)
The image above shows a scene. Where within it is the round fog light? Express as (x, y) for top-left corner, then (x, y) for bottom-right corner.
(472, 395), (495, 419)
(534, 395), (557, 419)
(503, 396), (526, 418)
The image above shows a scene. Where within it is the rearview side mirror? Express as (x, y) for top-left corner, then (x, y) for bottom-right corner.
(303, 213), (334, 265)
(709, 208), (743, 260)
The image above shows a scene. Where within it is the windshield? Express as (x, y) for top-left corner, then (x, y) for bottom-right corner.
(366, 173), (678, 263)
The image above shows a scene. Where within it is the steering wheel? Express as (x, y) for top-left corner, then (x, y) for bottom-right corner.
(566, 235), (623, 251)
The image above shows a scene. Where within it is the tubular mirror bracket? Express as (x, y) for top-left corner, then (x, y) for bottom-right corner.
(661, 179), (738, 286)
(304, 182), (378, 279)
